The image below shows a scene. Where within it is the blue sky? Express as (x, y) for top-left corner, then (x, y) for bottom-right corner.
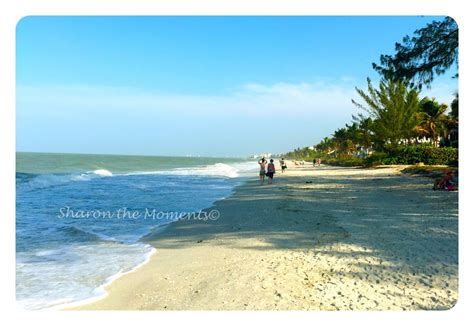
(16, 16), (458, 157)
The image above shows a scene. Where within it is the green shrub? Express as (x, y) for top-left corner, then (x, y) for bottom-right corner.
(365, 145), (458, 166)
(324, 154), (365, 167)
(365, 152), (390, 166)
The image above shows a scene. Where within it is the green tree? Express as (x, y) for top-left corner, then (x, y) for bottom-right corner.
(373, 17), (458, 89)
(333, 128), (349, 153)
(352, 115), (374, 149)
(416, 97), (449, 147)
(315, 137), (335, 154)
(341, 139), (356, 155)
(352, 79), (421, 146)
(332, 127), (358, 155)
(450, 92), (458, 119)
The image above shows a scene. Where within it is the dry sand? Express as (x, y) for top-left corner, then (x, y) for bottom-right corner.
(72, 163), (458, 310)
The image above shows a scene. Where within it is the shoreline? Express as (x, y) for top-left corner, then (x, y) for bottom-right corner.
(48, 245), (157, 311)
(71, 163), (458, 310)
(52, 174), (252, 311)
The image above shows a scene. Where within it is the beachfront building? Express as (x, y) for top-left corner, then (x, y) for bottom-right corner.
(251, 153), (273, 159)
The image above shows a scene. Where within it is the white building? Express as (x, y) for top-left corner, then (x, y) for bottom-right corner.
(252, 153), (272, 159)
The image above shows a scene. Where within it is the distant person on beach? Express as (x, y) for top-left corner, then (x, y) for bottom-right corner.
(433, 170), (457, 191)
(317, 158), (321, 166)
(279, 158), (287, 173)
(258, 158), (267, 185)
(266, 159), (276, 184)
(313, 158), (316, 167)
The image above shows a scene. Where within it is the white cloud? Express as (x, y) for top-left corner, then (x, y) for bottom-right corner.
(18, 77), (457, 127)
(16, 77), (459, 156)
(17, 79), (361, 120)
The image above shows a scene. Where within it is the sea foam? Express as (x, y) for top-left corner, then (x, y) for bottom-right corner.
(16, 158), (257, 310)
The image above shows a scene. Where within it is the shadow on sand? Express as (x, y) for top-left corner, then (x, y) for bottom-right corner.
(142, 167), (458, 300)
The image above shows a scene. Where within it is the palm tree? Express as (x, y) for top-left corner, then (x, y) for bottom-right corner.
(333, 128), (348, 153)
(446, 93), (459, 147)
(416, 97), (449, 147)
(341, 139), (356, 154)
(316, 137), (334, 154)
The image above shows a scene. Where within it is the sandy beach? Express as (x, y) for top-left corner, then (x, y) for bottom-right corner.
(72, 163), (458, 311)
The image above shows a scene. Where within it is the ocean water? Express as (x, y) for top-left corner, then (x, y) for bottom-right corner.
(16, 152), (257, 310)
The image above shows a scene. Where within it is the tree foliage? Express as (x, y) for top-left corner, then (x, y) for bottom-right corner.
(372, 17), (458, 89)
(416, 97), (449, 146)
(352, 79), (421, 146)
(315, 137), (334, 153)
(351, 114), (375, 148)
(450, 92), (458, 119)
(285, 18), (459, 164)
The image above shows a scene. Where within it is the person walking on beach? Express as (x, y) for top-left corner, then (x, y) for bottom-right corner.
(258, 158), (267, 185)
(279, 158), (287, 173)
(317, 158), (321, 166)
(313, 158), (316, 167)
(266, 159), (276, 184)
